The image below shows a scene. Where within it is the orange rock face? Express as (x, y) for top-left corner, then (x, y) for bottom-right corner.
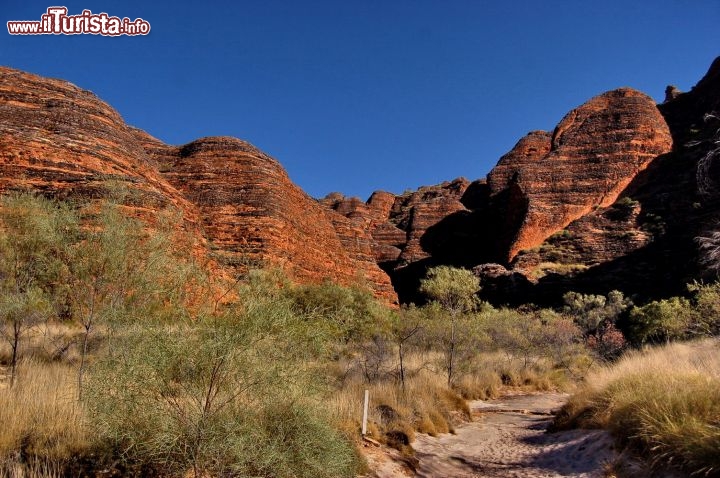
(0, 67), (199, 222)
(488, 88), (673, 261)
(0, 67), (397, 304)
(4, 59), (718, 306)
(146, 135), (396, 303)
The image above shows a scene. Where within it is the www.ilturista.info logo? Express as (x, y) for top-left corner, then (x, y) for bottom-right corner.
(7, 7), (150, 36)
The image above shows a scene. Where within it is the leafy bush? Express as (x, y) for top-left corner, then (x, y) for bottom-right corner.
(687, 281), (720, 336)
(484, 307), (588, 377)
(563, 290), (630, 337)
(285, 279), (386, 343)
(86, 308), (361, 478)
(563, 290), (630, 360)
(628, 297), (695, 345)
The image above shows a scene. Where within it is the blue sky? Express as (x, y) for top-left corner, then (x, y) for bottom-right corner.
(2, 1), (719, 199)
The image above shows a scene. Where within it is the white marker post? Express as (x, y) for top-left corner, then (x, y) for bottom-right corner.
(362, 389), (369, 436)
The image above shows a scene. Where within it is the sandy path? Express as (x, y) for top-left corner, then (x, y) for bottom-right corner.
(411, 393), (616, 478)
(365, 392), (618, 478)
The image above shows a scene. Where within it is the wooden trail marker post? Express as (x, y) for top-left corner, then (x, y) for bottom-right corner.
(362, 389), (369, 436)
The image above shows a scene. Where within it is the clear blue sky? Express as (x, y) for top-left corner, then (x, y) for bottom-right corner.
(3, 1), (719, 200)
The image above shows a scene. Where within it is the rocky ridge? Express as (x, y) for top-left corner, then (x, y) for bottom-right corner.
(2, 57), (720, 306)
(0, 66), (397, 304)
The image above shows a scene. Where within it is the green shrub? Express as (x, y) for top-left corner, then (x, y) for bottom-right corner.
(628, 297), (695, 344)
(86, 306), (361, 478)
(687, 281), (720, 336)
(563, 290), (630, 336)
(285, 280), (386, 343)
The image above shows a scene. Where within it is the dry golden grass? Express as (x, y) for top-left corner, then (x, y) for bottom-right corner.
(0, 322), (86, 367)
(329, 357), (467, 447)
(0, 458), (62, 478)
(0, 360), (88, 475)
(553, 339), (720, 476)
(330, 349), (575, 449)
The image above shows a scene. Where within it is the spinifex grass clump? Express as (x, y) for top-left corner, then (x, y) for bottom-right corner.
(553, 340), (720, 476)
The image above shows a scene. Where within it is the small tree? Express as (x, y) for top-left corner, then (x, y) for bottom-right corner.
(0, 193), (76, 385)
(0, 287), (51, 385)
(420, 266), (480, 386)
(628, 297), (695, 345)
(69, 201), (194, 399)
(388, 306), (424, 391)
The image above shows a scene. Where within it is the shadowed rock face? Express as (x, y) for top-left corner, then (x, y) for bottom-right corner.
(326, 87), (677, 304)
(322, 178), (471, 268)
(3, 57), (719, 307)
(0, 67), (397, 304)
(488, 88), (673, 261)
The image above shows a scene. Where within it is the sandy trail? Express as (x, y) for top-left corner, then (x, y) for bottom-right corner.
(413, 393), (616, 478)
(367, 392), (617, 478)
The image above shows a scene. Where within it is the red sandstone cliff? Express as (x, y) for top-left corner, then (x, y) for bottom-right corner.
(0, 67), (397, 304)
(322, 178), (471, 268)
(3, 57), (719, 306)
(488, 88), (673, 261)
(140, 134), (396, 303)
(325, 89), (674, 301)
(0, 67), (199, 223)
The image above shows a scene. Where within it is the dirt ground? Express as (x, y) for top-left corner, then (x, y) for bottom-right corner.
(362, 392), (619, 478)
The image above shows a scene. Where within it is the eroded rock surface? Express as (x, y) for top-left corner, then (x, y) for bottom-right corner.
(488, 88), (673, 261)
(0, 67), (397, 303)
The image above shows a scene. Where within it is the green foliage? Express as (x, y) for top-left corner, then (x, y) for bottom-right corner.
(531, 262), (587, 279)
(0, 192), (77, 293)
(563, 290), (630, 337)
(419, 267), (481, 386)
(0, 193), (77, 385)
(483, 307), (586, 375)
(87, 309), (360, 478)
(641, 212), (666, 237)
(285, 279), (386, 343)
(68, 201), (200, 399)
(615, 196), (639, 209)
(687, 281), (720, 336)
(549, 229), (573, 240)
(69, 203), (195, 327)
(628, 297), (695, 344)
(420, 266), (480, 315)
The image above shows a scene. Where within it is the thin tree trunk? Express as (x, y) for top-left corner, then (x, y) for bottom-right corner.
(9, 324), (19, 387)
(77, 322), (91, 401)
(399, 342), (405, 392)
(448, 318), (455, 387)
